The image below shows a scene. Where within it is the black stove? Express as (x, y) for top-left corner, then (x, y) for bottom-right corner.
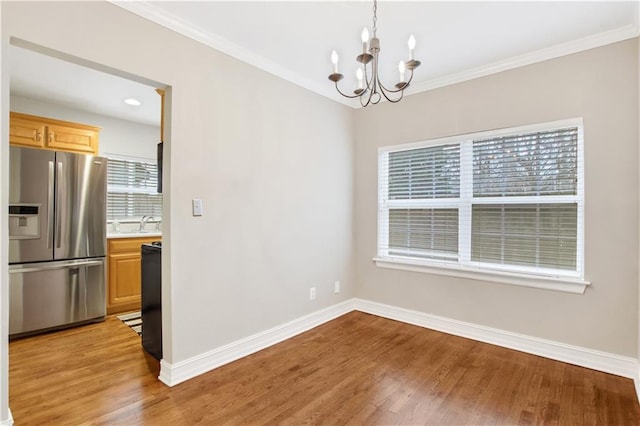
(141, 241), (162, 359)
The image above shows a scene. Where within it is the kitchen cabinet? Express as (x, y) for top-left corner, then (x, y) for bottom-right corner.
(10, 112), (100, 155)
(107, 236), (159, 315)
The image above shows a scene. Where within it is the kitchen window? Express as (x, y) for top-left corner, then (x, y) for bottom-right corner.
(375, 119), (586, 293)
(107, 156), (162, 221)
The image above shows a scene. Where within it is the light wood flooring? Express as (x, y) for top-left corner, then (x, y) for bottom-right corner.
(9, 311), (640, 425)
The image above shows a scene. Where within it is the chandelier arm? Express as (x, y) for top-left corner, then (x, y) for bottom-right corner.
(377, 69), (414, 95)
(379, 87), (404, 103)
(333, 81), (365, 99)
(377, 83), (403, 97)
(360, 82), (375, 107)
(362, 62), (373, 91)
(356, 62), (373, 102)
(369, 53), (383, 105)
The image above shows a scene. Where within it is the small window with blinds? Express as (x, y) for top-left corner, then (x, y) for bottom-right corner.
(107, 157), (162, 220)
(377, 119), (584, 282)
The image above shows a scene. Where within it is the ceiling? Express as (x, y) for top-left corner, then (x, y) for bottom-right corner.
(9, 1), (640, 123)
(9, 45), (162, 126)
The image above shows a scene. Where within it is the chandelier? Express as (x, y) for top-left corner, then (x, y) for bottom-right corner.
(328, 0), (420, 107)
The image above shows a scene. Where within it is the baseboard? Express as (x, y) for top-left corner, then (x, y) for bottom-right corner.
(353, 298), (638, 379)
(0, 409), (13, 426)
(159, 299), (356, 386)
(635, 367), (640, 404)
(159, 297), (638, 387)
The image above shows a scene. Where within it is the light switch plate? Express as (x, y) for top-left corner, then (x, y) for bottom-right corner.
(192, 199), (203, 216)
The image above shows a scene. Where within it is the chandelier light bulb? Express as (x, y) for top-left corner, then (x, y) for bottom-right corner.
(331, 50), (339, 73)
(361, 27), (370, 53)
(398, 61), (406, 82)
(361, 27), (370, 43)
(408, 35), (416, 60)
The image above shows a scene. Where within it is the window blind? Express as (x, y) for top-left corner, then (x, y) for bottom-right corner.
(107, 158), (162, 220)
(469, 127), (580, 273)
(389, 208), (459, 260)
(378, 120), (584, 279)
(471, 203), (577, 270)
(388, 144), (460, 199)
(380, 143), (461, 261)
(473, 128), (578, 197)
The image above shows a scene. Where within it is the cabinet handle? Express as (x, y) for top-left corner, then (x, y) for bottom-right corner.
(35, 131), (41, 141)
(48, 132), (54, 143)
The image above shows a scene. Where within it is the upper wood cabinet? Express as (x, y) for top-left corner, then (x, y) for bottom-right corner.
(10, 112), (100, 155)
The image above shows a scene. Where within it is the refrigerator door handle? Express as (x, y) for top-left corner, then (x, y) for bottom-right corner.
(47, 160), (55, 249)
(55, 161), (63, 249)
(9, 259), (104, 274)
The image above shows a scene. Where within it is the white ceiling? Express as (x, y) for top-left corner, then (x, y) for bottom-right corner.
(9, 45), (162, 126)
(9, 1), (640, 123)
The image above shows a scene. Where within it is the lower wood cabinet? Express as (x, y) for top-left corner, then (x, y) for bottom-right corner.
(107, 237), (159, 315)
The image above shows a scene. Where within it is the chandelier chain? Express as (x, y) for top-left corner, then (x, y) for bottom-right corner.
(372, 0), (378, 37)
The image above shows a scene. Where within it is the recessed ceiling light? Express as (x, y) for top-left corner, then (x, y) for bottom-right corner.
(124, 98), (141, 106)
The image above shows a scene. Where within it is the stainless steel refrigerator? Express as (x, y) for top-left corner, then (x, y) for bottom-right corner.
(9, 146), (107, 337)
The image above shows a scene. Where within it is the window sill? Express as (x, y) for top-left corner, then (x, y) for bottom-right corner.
(373, 257), (590, 294)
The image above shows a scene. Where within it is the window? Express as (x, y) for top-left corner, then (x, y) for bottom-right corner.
(377, 119), (585, 292)
(107, 157), (162, 220)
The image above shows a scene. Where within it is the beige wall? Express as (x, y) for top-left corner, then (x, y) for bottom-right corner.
(0, 2), (637, 423)
(1, 0), (355, 374)
(354, 38), (639, 356)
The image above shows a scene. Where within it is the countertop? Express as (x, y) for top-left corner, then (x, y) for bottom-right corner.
(107, 232), (162, 239)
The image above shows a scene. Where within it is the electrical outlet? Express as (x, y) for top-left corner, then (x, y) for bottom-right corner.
(310, 287), (316, 300)
(334, 280), (341, 293)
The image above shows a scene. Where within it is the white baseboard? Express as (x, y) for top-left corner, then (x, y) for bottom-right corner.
(159, 297), (638, 388)
(353, 298), (638, 379)
(0, 409), (13, 426)
(159, 299), (355, 386)
(634, 367), (640, 405)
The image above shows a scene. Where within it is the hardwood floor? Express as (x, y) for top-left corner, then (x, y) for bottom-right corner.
(9, 311), (640, 425)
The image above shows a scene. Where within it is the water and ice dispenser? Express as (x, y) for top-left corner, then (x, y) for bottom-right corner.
(9, 204), (41, 240)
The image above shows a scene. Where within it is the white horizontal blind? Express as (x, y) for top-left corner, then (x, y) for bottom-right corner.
(470, 127), (579, 272)
(378, 120), (584, 279)
(107, 158), (162, 220)
(379, 144), (461, 261)
(388, 144), (460, 199)
(473, 128), (578, 197)
(471, 203), (577, 270)
(389, 208), (459, 260)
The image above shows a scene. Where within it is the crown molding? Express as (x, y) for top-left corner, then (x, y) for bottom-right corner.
(109, 1), (353, 108)
(404, 23), (640, 98)
(110, 1), (637, 110)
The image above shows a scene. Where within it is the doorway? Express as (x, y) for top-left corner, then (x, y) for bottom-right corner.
(4, 37), (171, 406)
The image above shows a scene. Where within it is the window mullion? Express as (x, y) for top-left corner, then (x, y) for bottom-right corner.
(459, 140), (473, 264)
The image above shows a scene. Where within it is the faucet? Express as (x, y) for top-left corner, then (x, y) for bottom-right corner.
(139, 215), (154, 232)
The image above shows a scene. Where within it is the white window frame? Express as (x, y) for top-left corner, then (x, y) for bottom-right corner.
(375, 118), (588, 294)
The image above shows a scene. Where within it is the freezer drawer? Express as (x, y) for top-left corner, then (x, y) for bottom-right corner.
(9, 258), (106, 337)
